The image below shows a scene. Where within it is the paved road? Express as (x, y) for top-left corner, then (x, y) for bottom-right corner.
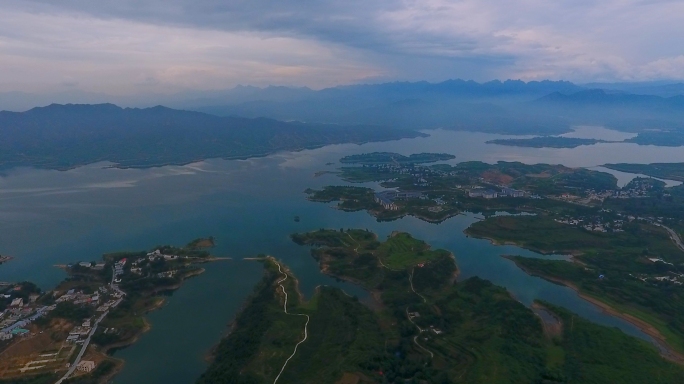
(55, 268), (124, 384)
(660, 224), (684, 252)
(647, 219), (684, 253)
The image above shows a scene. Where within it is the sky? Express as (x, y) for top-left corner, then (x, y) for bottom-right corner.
(1, 0), (684, 95)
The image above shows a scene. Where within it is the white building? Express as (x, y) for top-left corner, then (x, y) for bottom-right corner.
(77, 360), (96, 372)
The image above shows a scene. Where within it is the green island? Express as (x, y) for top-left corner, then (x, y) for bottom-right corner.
(604, 163), (684, 182)
(307, 157), (619, 223)
(486, 137), (606, 148)
(199, 229), (684, 383)
(340, 152), (456, 165)
(0, 237), (219, 384)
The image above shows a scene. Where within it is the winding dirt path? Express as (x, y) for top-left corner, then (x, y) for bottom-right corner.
(406, 268), (433, 359)
(273, 262), (310, 384)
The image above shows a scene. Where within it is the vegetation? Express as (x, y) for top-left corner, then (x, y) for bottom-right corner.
(0, 104), (423, 170)
(0, 374), (58, 384)
(487, 137), (605, 148)
(605, 163), (684, 182)
(626, 131), (684, 147)
(538, 302), (684, 384)
(468, 214), (684, 353)
(198, 259), (384, 384)
(63, 360), (117, 384)
(187, 237), (216, 249)
(46, 302), (95, 323)
(293, 229), (452, 285)
(340, 152), (455, 165)
(305, 186), (381, 212)
(198, 227), (684, 383)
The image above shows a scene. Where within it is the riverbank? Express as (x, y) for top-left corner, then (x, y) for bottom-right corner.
(503, 255), (684, 364)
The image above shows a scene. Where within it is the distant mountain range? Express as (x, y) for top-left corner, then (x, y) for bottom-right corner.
(532, 89), (684, 132)
(2, 79), (684, 145)
(0, 104), (422, 170)
(537, 89), (684, 109)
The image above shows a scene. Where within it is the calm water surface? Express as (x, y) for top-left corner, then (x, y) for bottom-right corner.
(1, 128), (684, 383)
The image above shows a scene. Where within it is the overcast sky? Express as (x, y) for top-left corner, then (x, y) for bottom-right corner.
(1, 0), (683, 94)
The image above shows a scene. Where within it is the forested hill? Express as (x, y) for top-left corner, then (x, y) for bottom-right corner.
(0, 103), (423, 170)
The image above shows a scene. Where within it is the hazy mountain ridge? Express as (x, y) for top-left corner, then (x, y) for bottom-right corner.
(193, 80), (684, 135)
(3, 79), (684, 138)
(0, 103), (423, 170)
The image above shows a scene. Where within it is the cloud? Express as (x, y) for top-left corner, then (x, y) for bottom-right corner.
(0, 0), (683, 94)
(0, 7), (382, 93)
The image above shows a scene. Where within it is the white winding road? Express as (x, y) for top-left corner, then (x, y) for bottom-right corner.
(273, 262), (310, 384)
(406, 268), (433, 359)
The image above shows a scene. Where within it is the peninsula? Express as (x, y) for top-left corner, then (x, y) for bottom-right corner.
(486, 136), (606, 148)
(339, 152), (455, 165)
(198, 229), (684, 383)
(0, 237), (218, 384)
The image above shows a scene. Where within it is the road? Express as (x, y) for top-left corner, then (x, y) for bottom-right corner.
(55, 268), (124, 384)
(406, 268), (433, 359)
(646, 219), (684, 253)
(659, 224), (684, 253)
(273, 262), (310, 384)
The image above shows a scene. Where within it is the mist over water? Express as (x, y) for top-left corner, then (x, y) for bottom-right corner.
(1, 127), (682, 383)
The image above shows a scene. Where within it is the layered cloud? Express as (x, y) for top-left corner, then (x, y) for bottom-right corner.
(1, 0), (683, 93)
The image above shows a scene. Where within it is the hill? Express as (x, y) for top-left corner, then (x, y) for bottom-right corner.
(198, 232), (684, 383)
(0, 104), (423, 170)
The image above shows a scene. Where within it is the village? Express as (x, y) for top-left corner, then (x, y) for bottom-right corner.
(0, 245), (203, 382)
(360, 161), (671, 215)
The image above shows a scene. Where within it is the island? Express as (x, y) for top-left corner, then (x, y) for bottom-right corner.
(0, 238), (220, 384)
(198, 229), (684, 383)
(486, 136), (606, 148)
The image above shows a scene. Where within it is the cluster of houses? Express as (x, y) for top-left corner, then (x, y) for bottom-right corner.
(56, 289), (102, 305)
(554, 210), (653, 233)
(468, 187), (526, 199)
(66, 318), (93, 344)
(0, 292), (54, 341)
(554, 216), (626, 233)
(374, 190), (425, 211)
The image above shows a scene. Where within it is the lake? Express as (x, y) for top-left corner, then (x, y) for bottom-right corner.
(1, 127), (684, 383)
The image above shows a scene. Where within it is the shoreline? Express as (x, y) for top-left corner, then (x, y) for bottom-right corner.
(503, 255), (684, 365)
(11, 132), (427, 173)
(465, 231), (582, 256)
